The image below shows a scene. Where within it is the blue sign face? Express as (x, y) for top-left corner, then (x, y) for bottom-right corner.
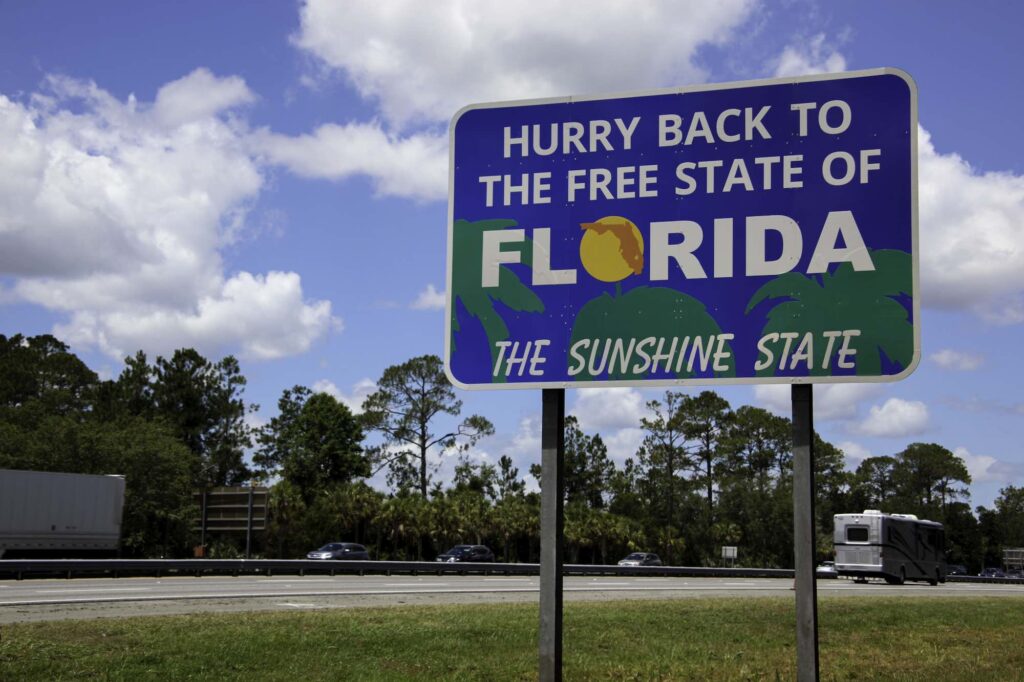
(445, 69), (918, 390)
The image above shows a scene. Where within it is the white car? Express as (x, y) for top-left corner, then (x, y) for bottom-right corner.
(816, 561), (838, 576)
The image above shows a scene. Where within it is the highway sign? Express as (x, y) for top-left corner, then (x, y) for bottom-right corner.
(445, 69), (918, 389)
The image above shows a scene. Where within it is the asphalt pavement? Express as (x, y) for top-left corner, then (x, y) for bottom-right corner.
(3, 574), (1023, 623)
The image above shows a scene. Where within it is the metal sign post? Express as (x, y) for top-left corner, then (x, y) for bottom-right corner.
(539, 388), (565, 681)
(791, 384), (819, 681)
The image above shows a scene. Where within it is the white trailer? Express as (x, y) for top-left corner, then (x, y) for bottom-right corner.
(834, 510), (946, 585)
(0, 469), (125, 559)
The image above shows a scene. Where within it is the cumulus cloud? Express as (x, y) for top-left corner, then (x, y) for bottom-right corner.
(918, 127), (1024, 322)
(837, 440), (873, 466)
(54, 271), (337, 360)
(856, 398), (929, 437)
(153, 68), (256, 127)
(772, 34), (847, 78)
(603, 427), (646, 465)
(506, 415), (542, 461)
(954, 446), (1023, 485)
(253, 122), (447, 201)
(0, 72), (336, 360)
(313, 377), (377, 413)
(293, 0), (755, 127)
(930, 349), (984, 371)
(570, 387), (649, 431)
(411, 284), (446, 310)
(753, 383), (880, 421)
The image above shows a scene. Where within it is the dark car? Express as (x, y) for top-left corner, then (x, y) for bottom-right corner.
(435, 545), (495, 563)
(617, 552), (662, 567)
(979, 567), (1006, 578)
(947, 564), (968, 576)
(306, 542), (370, 560)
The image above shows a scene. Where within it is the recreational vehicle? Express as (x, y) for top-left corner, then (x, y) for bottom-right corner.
(833, 510), (946, 585)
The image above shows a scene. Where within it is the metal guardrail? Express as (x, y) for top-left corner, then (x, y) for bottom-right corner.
(0, 559), (792, 581)
(1, 559), (1020, 584)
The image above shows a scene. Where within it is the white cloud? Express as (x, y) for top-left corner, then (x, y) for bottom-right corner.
(55, 271), (337, 361)
(293, 0), (755, 128)
(411, 284), (446, 310)
(919, 127), (1024, 322)
(153, 68), (256, 127)
(753, 383), (880, 421)
(312, 377), (377, 413)
(603, 427), (646, 465)
(570, 387), (649, 431)
(772, 34), (847, 78)
(837, 440), (873, 465)
(506, 415), (541, 461)
(253, 122), (447, 201)
(856, 398), (929, 437)
(930, 349), (984, 371)
(0, 72), (336, 361)
(954, 446), (1021, 485)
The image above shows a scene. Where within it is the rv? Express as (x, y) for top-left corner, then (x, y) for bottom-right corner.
(833, 510), (946, 585)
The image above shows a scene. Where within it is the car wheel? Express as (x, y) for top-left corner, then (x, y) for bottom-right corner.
(928, 569), (938, 586)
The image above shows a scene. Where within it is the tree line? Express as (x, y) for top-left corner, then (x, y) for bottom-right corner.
(0, 333), (1019, 570)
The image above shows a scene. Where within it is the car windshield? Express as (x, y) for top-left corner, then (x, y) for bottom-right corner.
(447, 546), (473, 555)
(624, 553), (645, 560)
(316, 544), (342, 551)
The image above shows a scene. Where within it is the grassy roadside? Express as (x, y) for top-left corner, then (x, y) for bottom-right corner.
(2, 597), (1022, 680)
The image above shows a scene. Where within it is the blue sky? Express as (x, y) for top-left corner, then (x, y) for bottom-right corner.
(1, 1), (1021, 508)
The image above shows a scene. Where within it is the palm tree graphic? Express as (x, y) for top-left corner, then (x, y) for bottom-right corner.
(744, 249), (913, 377)
(450, 218), (544, 375)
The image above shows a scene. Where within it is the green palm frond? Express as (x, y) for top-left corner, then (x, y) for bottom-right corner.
(450, 218), (545, 366)
(745, 249), (913, 377)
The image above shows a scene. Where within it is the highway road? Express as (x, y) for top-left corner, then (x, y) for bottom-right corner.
(3, 574), (1023, 623)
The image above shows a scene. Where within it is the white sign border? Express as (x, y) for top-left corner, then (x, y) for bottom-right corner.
(444, 68), (920, 391)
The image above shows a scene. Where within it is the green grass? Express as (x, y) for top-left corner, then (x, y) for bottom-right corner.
(2, 598), (1023, 680)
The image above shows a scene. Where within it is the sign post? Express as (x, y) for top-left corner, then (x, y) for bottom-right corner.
(791, 384), (819, 680)
(539, 388), (565, 681)
(446, 69), (918, 680)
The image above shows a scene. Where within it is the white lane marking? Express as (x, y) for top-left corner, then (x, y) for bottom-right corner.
(483, 578), (532, 581)
(588, 581), (631, 586)
(276, 602), (321, 608)
(723, 582), (757, 586)
(34, 587), (151, 594)
(384, 582), (447, 587)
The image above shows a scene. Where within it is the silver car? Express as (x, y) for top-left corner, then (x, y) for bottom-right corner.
(306, 542), (370, 560)
(618, 552), (662, 567)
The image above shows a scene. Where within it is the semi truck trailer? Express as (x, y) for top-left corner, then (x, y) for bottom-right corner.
(0, 469), (125, 559)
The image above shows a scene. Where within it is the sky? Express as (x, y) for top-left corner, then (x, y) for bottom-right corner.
(1, 1), (1022, 509)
